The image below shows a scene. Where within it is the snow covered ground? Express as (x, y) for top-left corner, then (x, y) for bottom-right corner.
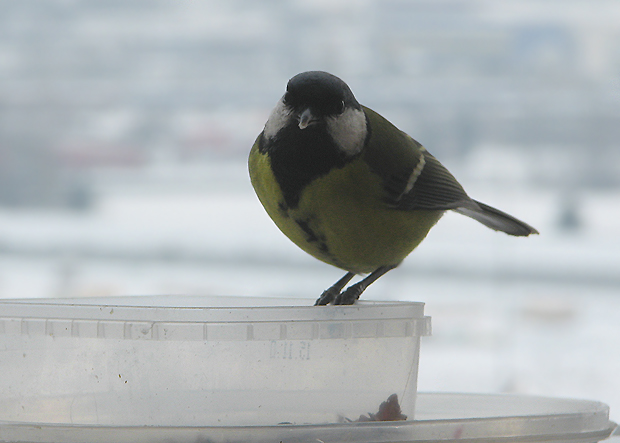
(0, 160), (619, 424)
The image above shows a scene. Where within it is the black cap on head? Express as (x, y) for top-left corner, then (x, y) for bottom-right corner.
(285, 71), (360, 116)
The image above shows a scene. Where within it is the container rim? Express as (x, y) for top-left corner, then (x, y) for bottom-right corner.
(0, 295), (428, 323)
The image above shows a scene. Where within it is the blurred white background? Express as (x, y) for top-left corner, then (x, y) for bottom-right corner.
(0, 0), (619, 424)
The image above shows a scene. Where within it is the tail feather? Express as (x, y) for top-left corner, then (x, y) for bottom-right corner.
(454, 199), (539, 237)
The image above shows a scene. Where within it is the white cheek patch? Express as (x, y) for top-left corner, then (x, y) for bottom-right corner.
(326, 108), (367, 156)
(263, 98), (293, 139)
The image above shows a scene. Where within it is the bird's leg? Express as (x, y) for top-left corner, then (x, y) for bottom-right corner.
(314, 272), (355, 306)
(333, 265), (398, 305)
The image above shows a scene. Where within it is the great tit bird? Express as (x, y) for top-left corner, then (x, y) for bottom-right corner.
(249, 71), (538, 305)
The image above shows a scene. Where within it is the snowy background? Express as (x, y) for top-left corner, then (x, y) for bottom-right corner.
(0, 0), (619, 429)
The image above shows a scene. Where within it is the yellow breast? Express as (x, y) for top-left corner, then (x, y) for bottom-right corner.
(249, 143), (444, 274)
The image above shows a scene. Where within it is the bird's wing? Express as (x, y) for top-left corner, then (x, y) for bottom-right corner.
(395, 149), (475, 210)
(362, 107), (538, 236)
(362, 106), (473, 211)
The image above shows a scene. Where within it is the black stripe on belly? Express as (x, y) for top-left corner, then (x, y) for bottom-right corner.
(295, 217), (330, 255)
(260, 124), (350, 209)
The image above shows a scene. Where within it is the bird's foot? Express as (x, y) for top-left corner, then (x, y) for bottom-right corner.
(314, 287), (339, 306)
(333, 284), (364, 305)
(315, 272), (356, 305)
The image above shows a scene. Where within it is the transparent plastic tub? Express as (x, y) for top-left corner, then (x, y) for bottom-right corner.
(0, 393), (615, 443)
(0, 295), (431, 427)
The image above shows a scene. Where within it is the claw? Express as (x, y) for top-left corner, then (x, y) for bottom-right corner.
(333, 285), (362, 305)
(314, 287), (338, 306)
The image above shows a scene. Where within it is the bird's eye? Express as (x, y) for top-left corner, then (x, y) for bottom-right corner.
(338, 100), (345, 114)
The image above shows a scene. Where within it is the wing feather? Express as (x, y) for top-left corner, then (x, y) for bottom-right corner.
(362, 107), (538, 237)
(362, 107), (471, 210)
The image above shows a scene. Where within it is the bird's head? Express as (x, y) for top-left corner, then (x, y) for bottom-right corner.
(263, 71), (368, 156)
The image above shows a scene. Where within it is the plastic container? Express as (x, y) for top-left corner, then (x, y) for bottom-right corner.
(0, 295), (431, 427)
(0, 393), (615, 443)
